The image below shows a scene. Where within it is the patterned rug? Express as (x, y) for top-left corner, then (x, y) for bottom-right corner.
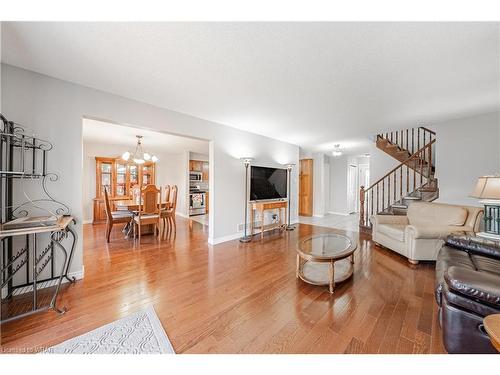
(45, 306), (175, 354)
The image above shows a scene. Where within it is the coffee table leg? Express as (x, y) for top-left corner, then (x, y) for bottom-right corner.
(329, 261), (335, 294)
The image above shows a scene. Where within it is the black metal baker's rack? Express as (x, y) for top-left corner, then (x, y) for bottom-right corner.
(1, 113), (77, 324)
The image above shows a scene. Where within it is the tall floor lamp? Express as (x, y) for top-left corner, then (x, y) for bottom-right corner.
(285, 163), (295, 231)
(240, 157), (254, 243)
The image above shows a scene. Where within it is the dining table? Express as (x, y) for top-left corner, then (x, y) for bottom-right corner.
(114, 199), (173, 238)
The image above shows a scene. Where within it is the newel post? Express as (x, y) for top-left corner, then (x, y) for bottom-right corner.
(359, 186), (365, 226)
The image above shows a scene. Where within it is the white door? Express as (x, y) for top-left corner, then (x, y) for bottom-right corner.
(324, 163), (330, 214)
(358, 163), (370, 191)
(347, 164), (357, 213)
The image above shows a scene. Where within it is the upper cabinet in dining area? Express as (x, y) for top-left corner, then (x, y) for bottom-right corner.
(93, 156), (156, 223)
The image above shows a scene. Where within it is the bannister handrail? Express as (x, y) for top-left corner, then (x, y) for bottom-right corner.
(365, 139), (436, 191)
(420, 126), (436, 135)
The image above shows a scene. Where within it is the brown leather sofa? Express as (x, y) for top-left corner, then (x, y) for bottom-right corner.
(435, 235), (500, 353)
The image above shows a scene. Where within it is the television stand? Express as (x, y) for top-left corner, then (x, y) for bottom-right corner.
(249, 200), (288, 240)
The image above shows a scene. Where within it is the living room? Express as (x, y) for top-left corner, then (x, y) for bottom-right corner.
(1, 2), (499, 374)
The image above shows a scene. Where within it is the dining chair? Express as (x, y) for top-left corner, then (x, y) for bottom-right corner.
(133, 184), (162, 243)
(104, 187), (133, 243)
(161, 185), (178, 238)
(164, 185), (171, 206)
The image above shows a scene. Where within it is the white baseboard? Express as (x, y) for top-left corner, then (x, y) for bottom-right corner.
(82, 219), (93, 224)
(176, 212), (189, 219)
(208, 217), (299, 245)
(327, 211), (350, 216)
(1, 267), (85, 299)
(313, 214), (325, 218)
(208, 232), (242, 245)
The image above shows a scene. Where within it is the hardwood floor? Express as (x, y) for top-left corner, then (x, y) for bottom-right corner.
(0, 218), (446, 353)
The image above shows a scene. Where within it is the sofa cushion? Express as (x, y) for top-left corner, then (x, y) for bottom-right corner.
(435, 246), (475, 306)
(471, 254), (500, 276)
(377, 224), (406, 242)
(408, 202), (468, 227)
(446, 234), (500, 259)
(444, 266), (500, 307)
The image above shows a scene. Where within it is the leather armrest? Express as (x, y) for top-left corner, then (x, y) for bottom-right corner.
(405, 225), (473, 239)
(371, 214), (409, 226)
(446, 235), (500, 260)
(444, 266), (500, 307)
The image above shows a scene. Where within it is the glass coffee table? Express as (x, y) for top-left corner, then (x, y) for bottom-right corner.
(296, 233), (357, 294)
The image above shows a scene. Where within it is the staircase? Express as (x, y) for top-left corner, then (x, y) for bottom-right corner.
(359, 127), (439, 231)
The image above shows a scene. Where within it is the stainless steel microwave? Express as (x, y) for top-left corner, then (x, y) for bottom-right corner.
(190, 172), (202, 181)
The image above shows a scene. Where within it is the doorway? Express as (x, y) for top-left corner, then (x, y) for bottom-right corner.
(347, 164), (357, 214)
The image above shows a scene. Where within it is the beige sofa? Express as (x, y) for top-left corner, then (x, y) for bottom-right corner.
(371, 202), (483, 264)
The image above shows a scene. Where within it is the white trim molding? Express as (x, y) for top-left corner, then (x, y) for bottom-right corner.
(327, 211), (350, 216)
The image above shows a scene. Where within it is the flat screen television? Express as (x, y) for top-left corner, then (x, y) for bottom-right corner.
(250, 166), (287, 201)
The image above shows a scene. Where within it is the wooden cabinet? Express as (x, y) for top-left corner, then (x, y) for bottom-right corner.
(202, 161), (209, 182)
(189, 160), (204, 172)
(299, 159), (313, 216)
(93, 157), (156, 223)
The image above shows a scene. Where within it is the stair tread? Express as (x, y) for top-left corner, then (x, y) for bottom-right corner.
(403, 196), (422, 200)
(391, 204), (408, 209)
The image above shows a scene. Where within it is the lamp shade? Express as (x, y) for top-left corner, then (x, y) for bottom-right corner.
(470, 176), (500, 199)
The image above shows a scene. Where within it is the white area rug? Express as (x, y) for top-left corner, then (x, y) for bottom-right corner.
(45, 306), (175, 354)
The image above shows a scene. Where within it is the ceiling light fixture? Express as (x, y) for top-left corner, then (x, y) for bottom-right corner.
(332, 144), (343, 157)
(121, 135), (159, 164)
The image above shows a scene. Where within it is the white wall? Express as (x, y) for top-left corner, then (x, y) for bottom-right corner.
(431, 111), (500, 206)
(189, 152), (209, 162)
(1, 64), (299, 279)
(82, 141), (190, 223)
(329, 155), (349, 214)
(369, 140), (400, 186)
(312, 152), (325, 216)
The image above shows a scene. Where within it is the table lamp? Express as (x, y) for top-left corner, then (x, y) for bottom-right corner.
(471, 176), (500, 240)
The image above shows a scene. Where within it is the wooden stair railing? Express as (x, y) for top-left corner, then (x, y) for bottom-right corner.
(377, 126), (436, 157)
(359, 139), (436, 229)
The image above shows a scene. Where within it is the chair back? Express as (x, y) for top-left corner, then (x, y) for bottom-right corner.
(103, 187), (113, 222)
(170, 185), (178, 212)
(131, 184), (141, 203)
(164, 185), (171, 204)
(140, 184), (161, 216)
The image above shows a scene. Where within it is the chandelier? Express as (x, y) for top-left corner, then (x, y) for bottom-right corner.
(121, 135), (158, 164)
(332, 144), (343, 157)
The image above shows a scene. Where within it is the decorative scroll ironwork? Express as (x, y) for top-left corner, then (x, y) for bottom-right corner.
(11, 173), (71, 219)
(1, 113), (77, 323)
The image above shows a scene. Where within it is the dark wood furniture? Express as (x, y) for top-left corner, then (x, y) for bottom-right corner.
(299, 159), (313, 216)
(249, 200), (287, 240)
(103, 187), (133, 243)
(93, 157), (155, 223)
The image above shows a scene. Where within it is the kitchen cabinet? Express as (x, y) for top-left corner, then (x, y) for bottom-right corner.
(202, 161), (209, 182)
(189, 160), (204, 172)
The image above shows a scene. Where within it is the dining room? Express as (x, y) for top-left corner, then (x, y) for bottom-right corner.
(81, 118), (210, 244)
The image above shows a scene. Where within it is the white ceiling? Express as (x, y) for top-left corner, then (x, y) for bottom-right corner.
(82, 118), (209, 154)
(2, 22), (499, 154)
